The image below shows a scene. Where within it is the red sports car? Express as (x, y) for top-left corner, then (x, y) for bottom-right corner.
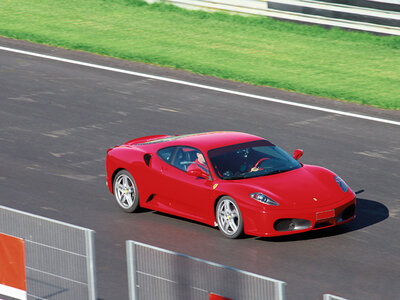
(106, 131), (355, 238)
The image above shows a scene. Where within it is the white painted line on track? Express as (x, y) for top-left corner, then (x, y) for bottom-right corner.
(1, 45), (399, 126)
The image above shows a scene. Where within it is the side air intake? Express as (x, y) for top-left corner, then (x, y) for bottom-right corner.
(144, 154), (152, 166)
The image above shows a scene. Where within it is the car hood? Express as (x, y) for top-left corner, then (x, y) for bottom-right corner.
(232, 165), (350, 209)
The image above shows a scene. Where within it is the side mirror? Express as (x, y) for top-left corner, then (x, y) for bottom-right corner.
(188, 165), (210, 179)
(293, 149), (303, 160)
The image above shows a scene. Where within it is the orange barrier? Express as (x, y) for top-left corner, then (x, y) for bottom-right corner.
(0, 233), (26, 300)
(209, 293), (232, 300)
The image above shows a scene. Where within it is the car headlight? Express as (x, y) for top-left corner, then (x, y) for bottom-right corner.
(335, 176), (348, 193)
(250, 192), (280, 206)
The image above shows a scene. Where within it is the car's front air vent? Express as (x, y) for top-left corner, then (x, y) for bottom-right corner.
(144, 154), (152, 166)
(337, 203), (356, 222)
(274, 218), (311, 231)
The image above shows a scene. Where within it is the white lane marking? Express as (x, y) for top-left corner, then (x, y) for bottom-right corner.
(1, 46), (399, 126)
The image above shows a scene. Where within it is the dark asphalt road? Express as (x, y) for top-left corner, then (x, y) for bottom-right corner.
(1, 37), (399, 300)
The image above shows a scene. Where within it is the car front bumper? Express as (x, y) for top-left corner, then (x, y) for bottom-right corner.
(244, 195), (356, 237)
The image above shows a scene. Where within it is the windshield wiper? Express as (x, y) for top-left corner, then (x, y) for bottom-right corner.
(266, 169), (288, 176)
(225, 173), (249, 180)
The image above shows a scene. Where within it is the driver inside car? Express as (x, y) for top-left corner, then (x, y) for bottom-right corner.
(187, 152), (209, 174)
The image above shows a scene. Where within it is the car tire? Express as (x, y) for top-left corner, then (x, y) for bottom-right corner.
(216, 196), (244, 239)
(113, 170), (139, 213)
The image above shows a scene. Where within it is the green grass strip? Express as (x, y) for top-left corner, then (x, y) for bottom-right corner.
(0, 0), (399, 109)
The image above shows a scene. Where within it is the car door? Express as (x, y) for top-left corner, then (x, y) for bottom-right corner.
(158, 146), (214, 223)
(146, 146), (178, 211)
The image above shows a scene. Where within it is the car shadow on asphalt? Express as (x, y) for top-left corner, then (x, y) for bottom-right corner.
(134, 207), (154, 214)
(256, 197), (389, 242)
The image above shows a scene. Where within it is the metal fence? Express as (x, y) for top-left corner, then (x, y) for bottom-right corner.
(0, 205), (96, 300)
(323, 295), (348, 300)
(145, 0), (400, 36)
(126, 240), (286, 300)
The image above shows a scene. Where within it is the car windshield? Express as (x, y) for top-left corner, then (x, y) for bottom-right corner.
(208, 140), (302, 180)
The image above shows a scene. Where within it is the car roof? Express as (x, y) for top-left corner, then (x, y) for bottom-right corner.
(141, 131), (266, 151)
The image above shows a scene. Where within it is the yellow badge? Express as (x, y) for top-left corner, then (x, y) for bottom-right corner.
(213, 184), (218, 190)
(313, 198), (318, 202)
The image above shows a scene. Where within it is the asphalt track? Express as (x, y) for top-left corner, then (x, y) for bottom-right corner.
(0, 37), (399, 300)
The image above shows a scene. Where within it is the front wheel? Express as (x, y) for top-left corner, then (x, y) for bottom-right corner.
(113, 170), (139, 212)
(216, 196), (244, 239)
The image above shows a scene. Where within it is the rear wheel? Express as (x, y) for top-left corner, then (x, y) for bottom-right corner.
(216, 196), (244, 239)
(113, 170), (139, 212)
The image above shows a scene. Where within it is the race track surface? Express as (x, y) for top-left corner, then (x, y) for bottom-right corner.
(1, 37), (399, 300)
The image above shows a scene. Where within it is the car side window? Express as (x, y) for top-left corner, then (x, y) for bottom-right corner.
(158, 146), (209, 173)
(157, 147), (176, 163)
(172, 147), (200, 172)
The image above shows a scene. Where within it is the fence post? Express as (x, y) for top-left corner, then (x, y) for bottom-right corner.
(85, 229), (97, 300)
(276, 281), (286, 300)
(126, 241), (138, 300)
